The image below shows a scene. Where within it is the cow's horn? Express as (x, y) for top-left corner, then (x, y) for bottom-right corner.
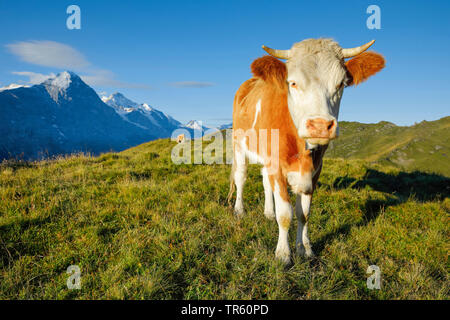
(262, 45), (291, 59)
(342, 40), (375, 58)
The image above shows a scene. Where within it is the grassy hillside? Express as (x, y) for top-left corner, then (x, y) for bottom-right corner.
(0, 136), (449, 299)
(327, 116), (450, 176)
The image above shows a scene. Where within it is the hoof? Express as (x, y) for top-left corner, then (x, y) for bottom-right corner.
(296, 244), (315, 258)
(264, 210), (275, 220)
(275, 248), (291, 265)
(234, 207), (245, 217)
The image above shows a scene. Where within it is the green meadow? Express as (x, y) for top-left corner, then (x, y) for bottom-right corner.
(0, 123), (449, 299)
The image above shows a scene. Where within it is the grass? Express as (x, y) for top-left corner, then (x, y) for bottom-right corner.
(0, 136), (449, 299)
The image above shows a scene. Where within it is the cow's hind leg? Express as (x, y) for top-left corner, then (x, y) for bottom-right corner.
(233, 146), (247, 217)
(273, 178), (293, 264)
(295, 193), (314, 257)
(261, 167), (275, 220)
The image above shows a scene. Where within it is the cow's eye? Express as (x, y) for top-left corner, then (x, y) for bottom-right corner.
(290, 82), (298, 89)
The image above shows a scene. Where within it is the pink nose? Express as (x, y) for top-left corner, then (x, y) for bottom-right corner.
(306, 118), (337, 139)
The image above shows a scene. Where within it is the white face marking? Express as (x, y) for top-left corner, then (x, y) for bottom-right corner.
(287, 71), (344, 139)
(252, 99), (261, 128)
(285, 40), (348, 140)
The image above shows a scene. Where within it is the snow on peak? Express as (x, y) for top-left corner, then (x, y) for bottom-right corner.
(101, 92), (181, 131)
(102, 92), (159, 124)
(141, 103), (153, 112)
(0, 83), (30, 92)
(42, 71), (84, 103)
(102, 92), (158, 115)
(185, 120), (206, 131)
(44, 71), (78, 90)
(102, 92), (139, 110)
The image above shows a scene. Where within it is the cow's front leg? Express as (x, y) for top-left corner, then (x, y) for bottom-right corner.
(273, 179), (293, 264)
(261, 167), (275, 220)
(295, 193), (314, 257)
(233, 146), (247, 217)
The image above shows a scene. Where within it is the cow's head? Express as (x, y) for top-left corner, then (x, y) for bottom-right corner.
(263, 38), (385, 146)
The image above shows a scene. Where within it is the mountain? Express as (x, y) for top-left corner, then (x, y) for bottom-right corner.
(0, 83), (30, 91)
(184, 121), (232, 132)
(101, 94), (224, 139)
(182, 120), (212, 135)
(217, 123), (232, 130)
(0, 71), (157, 160)
(184, 120), (206, 131)
(101, 92), (181, 137)
(326, 116), (450, 176)
(0, 71), (219, 161)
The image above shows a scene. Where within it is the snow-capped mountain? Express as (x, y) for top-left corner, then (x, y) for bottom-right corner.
(0, 70), (225, 160)
(0, 71), (158, 160)
(101, 92), (181, 137)
(101, 92), (140, 111)
(179, 120), (235, 138)
(183, 120), (210, 132)
(184, 120), (232, 132)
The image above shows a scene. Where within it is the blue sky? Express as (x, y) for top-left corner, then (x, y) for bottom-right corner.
(1, 0), (449, 127)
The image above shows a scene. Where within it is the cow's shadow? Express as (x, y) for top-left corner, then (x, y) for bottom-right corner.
(331, 169), (450, 201)
(314, 169), (450, 255)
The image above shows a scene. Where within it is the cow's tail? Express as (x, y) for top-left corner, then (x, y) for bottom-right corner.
(226, 159), (236, 206)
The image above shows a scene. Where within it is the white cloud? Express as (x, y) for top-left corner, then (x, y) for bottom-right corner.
(6, 40), (214, 91)
(81, 69), (152, 89)
(11, 69), (152, 90)
(6, 40), (89, 69)
(170, 81), (215, 88)
(6, 40), (152, 90)
(11, 71), (56, 84)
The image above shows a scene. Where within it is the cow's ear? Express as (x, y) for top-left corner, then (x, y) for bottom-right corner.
(345, 51), (385, 86)
(251, 56), (287, 88)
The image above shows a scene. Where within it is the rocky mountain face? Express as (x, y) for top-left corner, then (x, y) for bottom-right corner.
(101, 92), (181, 138)
(0, 72), (157, 160)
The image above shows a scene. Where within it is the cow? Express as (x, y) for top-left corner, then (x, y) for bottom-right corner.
(177, 134), (185, 143)
(227, 38), (385, 264)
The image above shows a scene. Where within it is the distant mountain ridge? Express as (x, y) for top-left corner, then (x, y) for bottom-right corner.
(0, 71), (230, 160)
(0, 71), (160, 160)
(326, 117), (450, 176)
(101, 92), (181, 137)
(101, 95), (225, 138)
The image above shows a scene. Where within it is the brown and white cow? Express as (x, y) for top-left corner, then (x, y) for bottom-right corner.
(227, 38), (385, 263)
(177, 134), (185, 143)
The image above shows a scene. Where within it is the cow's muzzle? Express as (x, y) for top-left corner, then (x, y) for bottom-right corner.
(305, 118), (338, 145)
